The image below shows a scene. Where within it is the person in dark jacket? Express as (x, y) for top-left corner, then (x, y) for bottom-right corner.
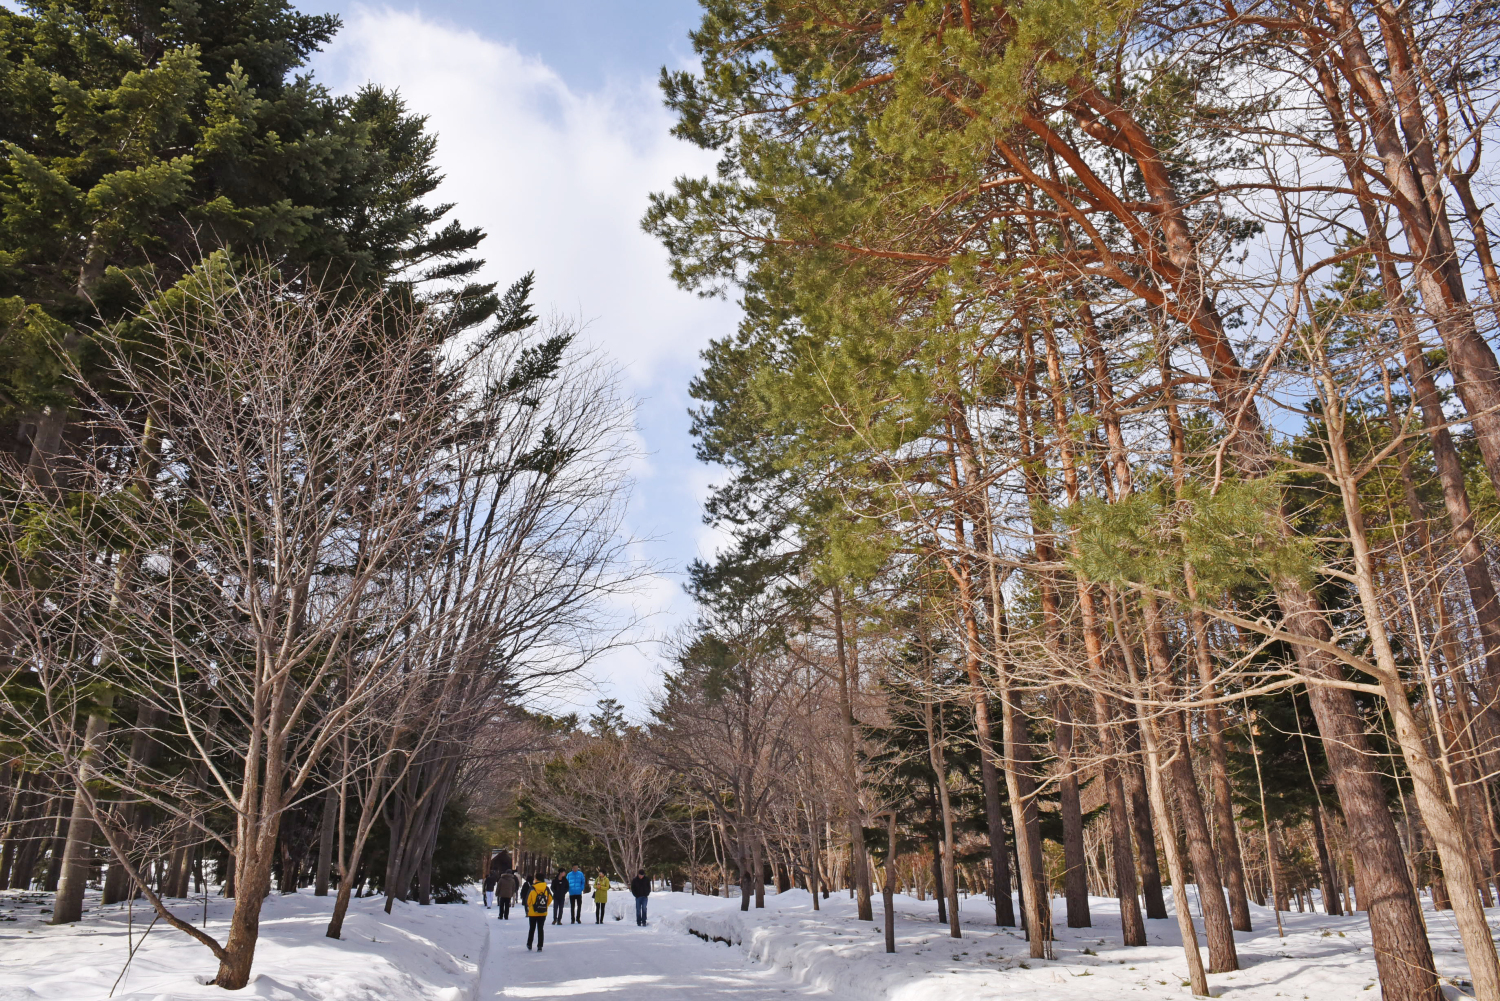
(630, 869), (650, 926)
(551, 871), (569, 925)
(565, 865), (587, 923)
(483, 867), (497, 908)
(495, 869), (517, 920)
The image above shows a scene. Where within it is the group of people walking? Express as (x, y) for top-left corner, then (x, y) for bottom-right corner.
(482, 856), (653, 952)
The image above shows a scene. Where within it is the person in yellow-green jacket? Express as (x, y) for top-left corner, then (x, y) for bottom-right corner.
(524, 875), (551, 951)
(592, 871), (609, 924)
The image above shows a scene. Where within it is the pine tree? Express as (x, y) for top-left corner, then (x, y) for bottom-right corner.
(0, 0), (498, 463)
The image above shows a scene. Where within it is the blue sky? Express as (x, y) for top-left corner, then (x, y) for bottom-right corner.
(314, 2), (708, 90)
(305, 2), (737, 717)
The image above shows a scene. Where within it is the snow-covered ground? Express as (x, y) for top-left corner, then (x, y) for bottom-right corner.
(481, 892), (845, 999)
(0, 883), (1488, 1000)
(668, 888), (1484, 1001)
(0, 887), (486, 1001)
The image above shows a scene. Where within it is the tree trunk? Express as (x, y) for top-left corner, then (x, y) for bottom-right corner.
(973, 693), (1016, 926)
(417, 847), (433, 905)
(326, 769), (390, 942)
(1, 773), (31, 889)
(1137, 597), (1238, 972)
(1098, 695), (1147, 946)
(8, 823), (43, 890)
(1373, 661), (1500, 999)
(385, 755), (455, 913)
(831, 588), (873, 921)
(1310, 801), (1342, 915)
(753, 838), (765, 909)
(805, 811), (821, 910)
(1123, 751), (1168, 919)
(1056, 697), (1090, 927)
(18, 408), (65, 492)
(923, 700), (962, 939)
(1432, 873), (1451, 911)
(883, 813), (897, 953)
(947, 466), (1019, 930)
(1166, 718), (1239, 972)
(215, 847), (273, 988)
(932, 837), (948, 926)
(0, 763), (13, 855)
(1185, 606), (1252, 932)
(103, 702), (163, 905)
(164, 824), (194, 898)
(1173, 352), (1441, 999)
(315, 783), (337, 897)
(1319, 396), (1486, 996)
(1136, 707), (1211, 997)
(739, 838), (751, 912)
(1268, 822), (1289, 912)
(1257, 545), (1431, 1001)
(52, 698), (114, 925)
(1002, 689), (1051, 956)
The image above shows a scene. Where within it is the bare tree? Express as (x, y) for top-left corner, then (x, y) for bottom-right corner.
(0, 263), (645, 988)
(525, 732), (671, 879)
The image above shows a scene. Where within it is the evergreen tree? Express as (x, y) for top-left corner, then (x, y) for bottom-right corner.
(0, 0), (498, 458)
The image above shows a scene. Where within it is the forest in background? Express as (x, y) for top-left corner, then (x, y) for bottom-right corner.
(0, 0), (646, 990)
(9, 1), (1500, 1000)
(527, 3), (1500, 1001)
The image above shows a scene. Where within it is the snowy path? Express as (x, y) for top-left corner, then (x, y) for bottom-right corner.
(4, 884), (1493, 1000)
(477, 902), (849, 1000)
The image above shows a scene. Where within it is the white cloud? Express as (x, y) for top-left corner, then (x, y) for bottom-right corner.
(314, 6), (740, 717)
(316, 6), (732, 387)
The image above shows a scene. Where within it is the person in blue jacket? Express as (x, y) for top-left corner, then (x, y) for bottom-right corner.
(566, 865), (588, 923)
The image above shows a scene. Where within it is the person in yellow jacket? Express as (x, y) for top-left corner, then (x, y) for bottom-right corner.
(592, 871), (610, 924)
(524, 875), (551, 951)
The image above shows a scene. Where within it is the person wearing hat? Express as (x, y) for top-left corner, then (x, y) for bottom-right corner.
(524, 874), (552, 951)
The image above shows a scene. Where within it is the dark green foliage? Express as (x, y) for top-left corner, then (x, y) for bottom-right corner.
(862, 670), (990, 864)
(588, 698), (627, 737)
(356, 796), (487, 904)
(0, 0), (495, 421)
(513, 796), (615, 875)
(429, 796), (487, 904)
(1229, 687), (1338, 825)
(1066, 477), (1316, 595)
(1228, 685), (1399, 827)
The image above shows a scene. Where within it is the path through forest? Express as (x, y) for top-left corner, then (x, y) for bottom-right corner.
(478, 898), (849, 1000)
(2, 884), (1490, 1000)
(476, 887), (1495, 1001)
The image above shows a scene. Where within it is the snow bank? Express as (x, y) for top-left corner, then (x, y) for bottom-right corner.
(1, 883), (1490, 1001)
(0, 887), (488, 1001)
(662, 887), (1486, 1000)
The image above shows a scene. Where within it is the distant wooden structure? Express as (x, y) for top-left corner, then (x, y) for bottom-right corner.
(478, 821), (553, 888)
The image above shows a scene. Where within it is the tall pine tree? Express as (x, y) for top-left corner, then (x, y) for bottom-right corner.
(0, 0), (499, 466)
